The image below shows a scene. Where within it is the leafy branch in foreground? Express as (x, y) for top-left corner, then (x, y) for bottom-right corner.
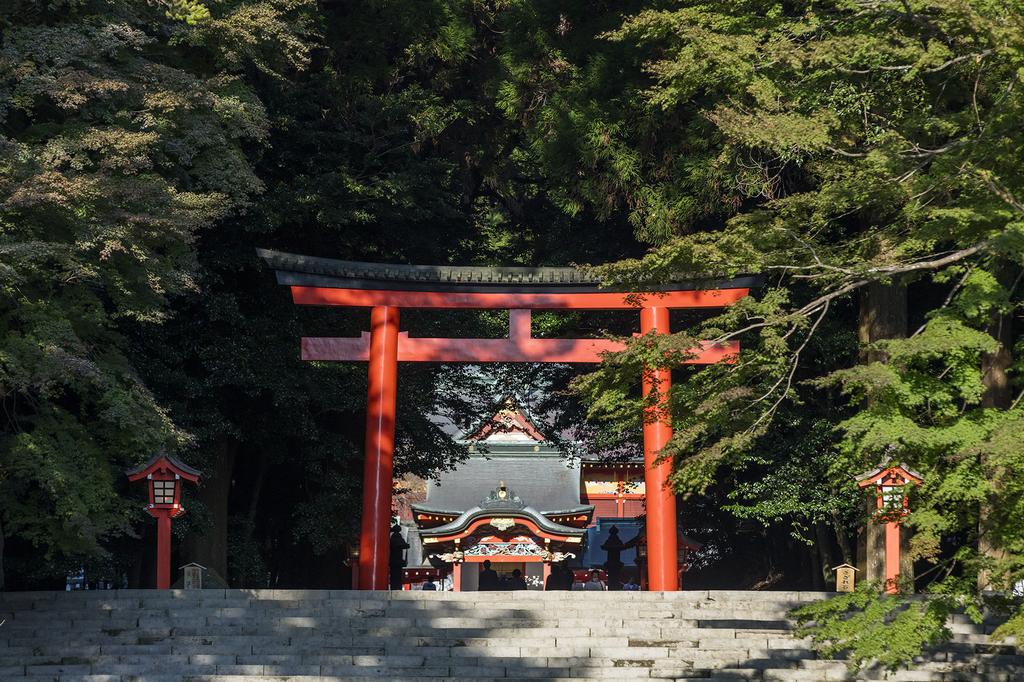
(562, 0), (1024, 669)
(791, 582), (955, 671)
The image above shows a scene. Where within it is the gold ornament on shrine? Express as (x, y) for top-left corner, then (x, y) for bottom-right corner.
(489, 517), (516, 531)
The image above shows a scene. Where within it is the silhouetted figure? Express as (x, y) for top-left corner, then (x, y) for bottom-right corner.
(601, 525), (625, 590)
(389, 525), (409, 590)
(421, 578), (437, 591)
(478, 559), (499, 591)
(549, 563), (573, 590)
(509, 568), (527, 590)
(545, 565), (565, 591)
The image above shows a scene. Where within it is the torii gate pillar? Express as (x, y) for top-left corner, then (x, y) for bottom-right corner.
(359, 305), (400, 590)
(641, 306), (678, 591)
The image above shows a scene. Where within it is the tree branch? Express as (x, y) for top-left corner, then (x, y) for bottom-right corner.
(838, 50), (992, 75)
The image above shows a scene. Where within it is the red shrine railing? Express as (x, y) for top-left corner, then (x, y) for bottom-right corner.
(259, 249), (755, 591)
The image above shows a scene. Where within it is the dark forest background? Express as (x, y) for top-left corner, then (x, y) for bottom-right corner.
(3, 3), (1024, 658)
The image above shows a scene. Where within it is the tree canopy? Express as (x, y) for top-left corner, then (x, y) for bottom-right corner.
(2, 0), (1023, 669)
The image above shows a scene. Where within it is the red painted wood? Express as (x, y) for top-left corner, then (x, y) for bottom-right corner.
(302, 334), (739, 364)
(641, 306), (679, 591)
(586, 498), (620, 525)
(358, 306), (400, 591)
(509, 308), (531, 338)
(621, 498), (645, 518)
(291, 286), (749, 310)
(885, 521), (900, 594)
(279, 281), (750, 590)
(156, 512), (172, 590)
(452, 563), (462, 591)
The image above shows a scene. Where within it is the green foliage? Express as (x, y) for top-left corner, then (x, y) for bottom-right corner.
(2, 3), (1023, 672)
(792, 583), (954, 671)
(0, 0), (273, 574)
(557, 0), (1024, 668)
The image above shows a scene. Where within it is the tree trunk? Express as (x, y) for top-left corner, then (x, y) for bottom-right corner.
(0, 515), (5, 591)
(857, 497), (887, 583)
(978, 266), (1015, 591)
(815, 522), (836, 590)
(245, 449), (269, 530)
(183, 441), (238, 582)
(857, 281), (909, 588)
(831, 510), (854, 564)
(235, 449), (269, 588)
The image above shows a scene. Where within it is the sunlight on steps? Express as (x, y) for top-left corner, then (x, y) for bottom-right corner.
(0, 590), (1019, 681)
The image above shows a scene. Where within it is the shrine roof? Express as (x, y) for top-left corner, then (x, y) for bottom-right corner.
(257, 248), (759, 293)
(854, 457), (924, 483)
(414, 481), (592, 539)
(413, 501), (593, 518)
(579, 455), (644, 465)
(125, 450), (201, 481)
(414, 501), (591, 539)
(424, 456), (582, 513)
(462, 399), (547, 443)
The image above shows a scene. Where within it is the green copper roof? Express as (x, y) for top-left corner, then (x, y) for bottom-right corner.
(256, 248), (760, 292)
(257, 248), (599, 285)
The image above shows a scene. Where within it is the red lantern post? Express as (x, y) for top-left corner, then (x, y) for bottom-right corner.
(126, 452), (201, 589)
(856, 461), (923, 594)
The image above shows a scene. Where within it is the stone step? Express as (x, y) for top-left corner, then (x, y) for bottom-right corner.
(0, 590), (1016, 681)
(1, 609), (796, 622)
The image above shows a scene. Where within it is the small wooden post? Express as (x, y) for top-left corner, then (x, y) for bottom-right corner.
(452, 563), (462, 592)
(833, 563), (858, 592)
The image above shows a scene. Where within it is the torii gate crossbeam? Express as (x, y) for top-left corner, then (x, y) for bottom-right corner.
(259, 249), (755, 591)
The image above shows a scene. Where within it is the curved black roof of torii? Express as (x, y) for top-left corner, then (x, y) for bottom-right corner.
(257, 248), (759, 294)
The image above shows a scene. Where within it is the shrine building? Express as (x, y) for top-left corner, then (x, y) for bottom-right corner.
(395, 401), (649, 590)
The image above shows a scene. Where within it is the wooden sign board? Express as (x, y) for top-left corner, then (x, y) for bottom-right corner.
(182, 563), (204, 590)
(833, 563), (857, 593)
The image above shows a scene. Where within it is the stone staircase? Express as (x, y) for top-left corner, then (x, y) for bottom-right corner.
(0, 589), (1019, 681)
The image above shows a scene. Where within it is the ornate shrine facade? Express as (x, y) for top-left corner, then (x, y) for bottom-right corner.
(396, 402), (648, 590)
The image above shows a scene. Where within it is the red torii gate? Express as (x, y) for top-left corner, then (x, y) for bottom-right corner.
(259, 249), (754, 591)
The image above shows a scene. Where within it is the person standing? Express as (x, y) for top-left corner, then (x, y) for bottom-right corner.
(478, 559), (499, 591)
(584, 569), (606, 591)
(601, 526), (625, 590)
(509, 568), (527, 590)
(389, 525), (409, 590)
(545, 564), (569, 590)
(557, 563), (574, 590)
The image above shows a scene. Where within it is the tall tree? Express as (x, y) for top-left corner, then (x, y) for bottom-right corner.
(538, 0), (1024, 667)
(0, 0), (272, 584)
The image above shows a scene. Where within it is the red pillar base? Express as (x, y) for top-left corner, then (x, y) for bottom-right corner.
(885, 521), (900, 594)
(155, 511), (172, 590)
(358, 305), (401, 590)
(641, 306), (679, 591)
